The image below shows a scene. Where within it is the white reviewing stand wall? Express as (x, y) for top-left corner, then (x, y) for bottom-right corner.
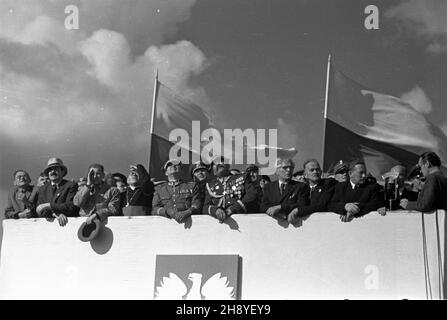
(0, 211), (444, 300)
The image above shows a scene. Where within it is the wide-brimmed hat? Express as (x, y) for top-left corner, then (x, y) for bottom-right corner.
(77, 219), (102, 242)
(43, 157), (68, 177)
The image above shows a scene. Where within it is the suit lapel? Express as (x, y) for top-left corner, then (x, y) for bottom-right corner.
(45, 184), (53, 203)
(52, 180), (65, 202)
(272, 182), (281, 202)
(280, 181), (295, 203)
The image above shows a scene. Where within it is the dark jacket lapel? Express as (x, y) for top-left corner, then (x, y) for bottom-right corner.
(52, 179), (66, 202)
(280, 181), (295, 203)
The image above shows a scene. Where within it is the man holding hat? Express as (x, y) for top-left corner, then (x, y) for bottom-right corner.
(36, 157), (79, 226)
(152, 159), (201, 223)
(202, 156), (259, 222)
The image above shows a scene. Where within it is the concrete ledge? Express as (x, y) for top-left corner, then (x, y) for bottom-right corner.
(0, 211), (445, 299)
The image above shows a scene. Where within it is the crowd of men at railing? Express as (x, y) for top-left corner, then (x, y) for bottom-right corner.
(4, 151), (447, 230)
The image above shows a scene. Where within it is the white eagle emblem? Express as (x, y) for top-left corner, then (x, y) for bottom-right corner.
(154, 272), (234, 300)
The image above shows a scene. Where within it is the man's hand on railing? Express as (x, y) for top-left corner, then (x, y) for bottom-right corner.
(215, 208), (227, 223)
(400, 199), (409, 209)
(36, 203), (51, 217)
(266, 205), (281, 217)
(17, 209), (32, 219)
(287, 208), (299, 224)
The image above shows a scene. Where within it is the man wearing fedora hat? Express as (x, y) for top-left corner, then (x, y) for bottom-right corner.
(152, 159), (201, 223)
(36, 157), (79, 226)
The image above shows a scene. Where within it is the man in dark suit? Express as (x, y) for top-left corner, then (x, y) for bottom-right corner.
(288, 159), (336, 223)
(122, 164), (154, 216)
(260, 158), (309, 220)
(36, 158), (79, 226)
(400, 151), (447, 212)
(328, 160), (382, 222)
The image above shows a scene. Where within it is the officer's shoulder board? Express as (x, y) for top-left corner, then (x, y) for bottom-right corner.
(182, 181), (196, 188)
(154, 181), (168, 190)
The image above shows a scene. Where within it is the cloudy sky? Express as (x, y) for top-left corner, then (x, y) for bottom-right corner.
(1, 0), (447, 241)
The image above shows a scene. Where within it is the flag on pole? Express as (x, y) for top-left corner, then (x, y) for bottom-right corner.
(149, 76), (302, 180)
(323, 65), (447, 178)
(149, 79), (212, 181)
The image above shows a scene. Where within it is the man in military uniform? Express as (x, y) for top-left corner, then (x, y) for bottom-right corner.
(190, 161), (211, 206)
(202, 156), (259, 222)
(152, 159), (201, 223)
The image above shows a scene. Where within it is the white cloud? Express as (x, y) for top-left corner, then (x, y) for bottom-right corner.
(400, 86), (432, 114)
(0, 0), (207, 193)
(440, 124), (447, 137)
(0, 0), (197, 53)
(385, 0), (447, 53)
(79, 29), (131, 91)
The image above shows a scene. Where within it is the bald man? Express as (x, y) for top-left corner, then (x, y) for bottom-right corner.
(377, 165), (418, 215)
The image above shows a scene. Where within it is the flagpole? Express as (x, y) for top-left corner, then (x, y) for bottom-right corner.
(321, 54), (331, 172)
(148, 69), (158, 171)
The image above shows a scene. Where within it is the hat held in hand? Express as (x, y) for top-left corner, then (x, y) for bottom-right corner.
(78, 219), (102, 242)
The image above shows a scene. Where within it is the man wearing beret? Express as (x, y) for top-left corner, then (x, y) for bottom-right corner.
(260, 158), (309, 220)
(202, 156), (260, 222)
(36, 157), (79, 226)
(152, 159), (201, 223)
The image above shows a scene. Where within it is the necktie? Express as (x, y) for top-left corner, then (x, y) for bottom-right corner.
(52, 184), (57, 196)
(280, 183), (286, 195)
